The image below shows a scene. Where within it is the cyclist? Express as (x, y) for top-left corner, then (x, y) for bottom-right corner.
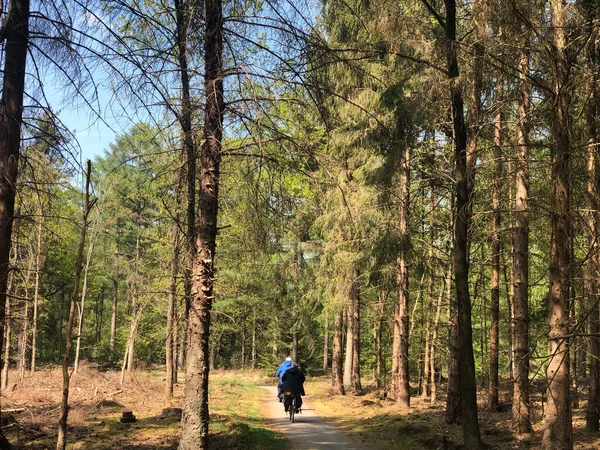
(280, 362), (305, 413)
(276, 357), (293, 401)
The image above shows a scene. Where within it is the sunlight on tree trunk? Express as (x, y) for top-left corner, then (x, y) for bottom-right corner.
(179, 0), (223, 445)
(57, 161), (93, 450)
(543, 1), (573, 448)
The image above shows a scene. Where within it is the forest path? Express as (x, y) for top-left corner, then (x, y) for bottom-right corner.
(260, 385), (365, 450)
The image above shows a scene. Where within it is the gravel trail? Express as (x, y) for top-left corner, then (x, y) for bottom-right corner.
(261, 385), (365, 450)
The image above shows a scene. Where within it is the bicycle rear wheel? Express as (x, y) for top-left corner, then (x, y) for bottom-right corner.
(289, 395), (296, 423)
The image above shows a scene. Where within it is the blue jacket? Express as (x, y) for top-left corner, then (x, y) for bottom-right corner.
(280, 367), (305, 395)
(276, 360), (293, 378)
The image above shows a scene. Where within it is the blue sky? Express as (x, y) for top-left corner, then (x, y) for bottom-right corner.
(43, 73), (121, 167)
(60, 105), (117, 163)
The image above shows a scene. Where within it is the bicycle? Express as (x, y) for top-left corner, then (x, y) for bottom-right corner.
(283, 391), (300, 423)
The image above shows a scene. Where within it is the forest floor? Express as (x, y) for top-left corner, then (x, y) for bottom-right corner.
(2, 365), (600, 449)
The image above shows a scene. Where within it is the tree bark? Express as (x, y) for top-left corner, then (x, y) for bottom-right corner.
(251, 308), (256, 369)
(489, 74), (502, 411)
(323, 311), (329, 370)
(431, 266), (448, 404)
(585, 1), (600, 432)
(0, 0), (29, 445)
(392, 144), (410, 407)
(512, 17), (532, 432)
(166, 222), (181, 399)
(57, 161), (93, 450)
(95, 285), (104, 344)
(18, 286), (29, 381)
(30, 206), (43, 374)
(120, 303), (147, 385)
(1, 210), (19, 390)
(178, 0), (223, 445)
(444, 0), (481, 446)
(292, 329), (298, 363)
(350, 268), (361, 393)
(343, 305), (352, 388)
(126, 236), (141, 374)
(331, 309), (345, 395)
(422, 183), (436, 398)
(74, 233), (96, 374)
(176, 0), (196, 379)
(445, 297), (461, 424)
(375, 293), (384, 390)
(543, 1), (573, 448)
(110, 250), (118, 350)
(241, 321), (246, 367)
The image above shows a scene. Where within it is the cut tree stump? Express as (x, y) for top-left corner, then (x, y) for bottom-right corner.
(119, 411), (136, 423)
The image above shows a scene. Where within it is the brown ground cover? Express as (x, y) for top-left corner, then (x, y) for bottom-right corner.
(306, 377), (600, 450)
(3, 367), (600, 450)
(1, 366), (285, 449)
(1, 363), (181, 449)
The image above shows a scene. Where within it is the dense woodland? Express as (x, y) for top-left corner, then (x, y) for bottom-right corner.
(1, 0), (600, 449)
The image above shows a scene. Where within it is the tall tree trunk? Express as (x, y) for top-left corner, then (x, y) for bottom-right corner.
(18, 257), (33, 381)
(110, 250), (118, 350)
(331, 309), (345, 395)
(251, 308), (256, 369)
(0, 8), (30, 444)
(375, 293), (384, 390)
(323, 311), (329, 370)
(431, 266), (448, 404)
(178, 304), (185, 371)
(57, 291), (64, 363)
(74, 233), (96, 374)
(30, 205), (43, 374)
(350, 268), (361, 393)
(1, 284), (11, 391)
(543, 1), (573, 448)
(445, 182), (460, 424)
(343, 305), (353, 387)
(512, 18), (532, 432)
(1, 210), (19, 390)
(292, 330), (298, 363)
(504, 251), (514, 380)
(422, 184), (436, 398)
(95, 285), (104, 344)
(392, 144), (410, 407)
(120, 303), (147, 385)
(488, 75), (503, 412)
(445, 298), (461, 423)
(176, 0), (196, 378)
(166, 222), (180, 399)
(241, 321), (246, 367)
(179, 0), (223, 445)
(444, 0), (481, 446)
(173, 305), (179, 383)
(56, 161), (93, 450)
(126, 236), (141, 374)
(585, 1), (600, 431)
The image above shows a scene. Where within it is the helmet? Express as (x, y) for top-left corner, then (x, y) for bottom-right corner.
(285, 357), (292, 361)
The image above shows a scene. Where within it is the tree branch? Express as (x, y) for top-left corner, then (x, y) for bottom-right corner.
(419, 0), (446, 29)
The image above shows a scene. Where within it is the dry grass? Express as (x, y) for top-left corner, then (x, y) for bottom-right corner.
(4, 367), (600, 450)
(2, 363), (181, 449)
(305, 377), (600, 450)
(1, 366), (286, 450)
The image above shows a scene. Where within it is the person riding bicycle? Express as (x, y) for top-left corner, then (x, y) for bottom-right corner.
(280, 362), (305, 413)
(276, 357), (293, 401)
